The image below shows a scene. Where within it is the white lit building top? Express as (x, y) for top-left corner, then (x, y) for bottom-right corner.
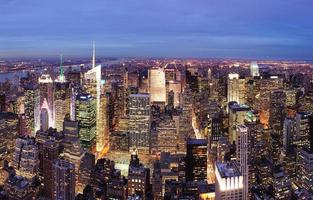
(215, 161), (243, 191)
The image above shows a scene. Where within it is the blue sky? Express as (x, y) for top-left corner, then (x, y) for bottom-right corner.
(0, 0), (312, 59)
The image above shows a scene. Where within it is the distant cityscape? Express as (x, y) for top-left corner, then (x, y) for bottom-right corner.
(0, 42), (313, 200)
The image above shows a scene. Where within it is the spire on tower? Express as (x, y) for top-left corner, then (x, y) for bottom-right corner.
(92, 40), (96, 68)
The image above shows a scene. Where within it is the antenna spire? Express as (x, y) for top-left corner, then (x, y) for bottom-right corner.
(92, 40), (96, 68)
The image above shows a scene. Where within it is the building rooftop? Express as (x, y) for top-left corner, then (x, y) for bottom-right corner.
(216, 161), (241, 178)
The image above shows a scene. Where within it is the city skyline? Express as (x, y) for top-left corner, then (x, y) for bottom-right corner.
(1, 0), (313, 59)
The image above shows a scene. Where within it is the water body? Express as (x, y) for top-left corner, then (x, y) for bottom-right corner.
(0, 58), (125, 83)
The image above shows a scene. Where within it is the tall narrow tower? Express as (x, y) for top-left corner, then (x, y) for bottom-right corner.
(92, 41), (96, 68)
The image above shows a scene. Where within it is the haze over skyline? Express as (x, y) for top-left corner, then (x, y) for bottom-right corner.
(0, 0), (313, 59)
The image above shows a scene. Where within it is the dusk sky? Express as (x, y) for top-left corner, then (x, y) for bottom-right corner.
(0, 0), (312, 59)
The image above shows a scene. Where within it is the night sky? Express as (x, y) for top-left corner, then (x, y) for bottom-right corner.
(0, 0), (312, 59)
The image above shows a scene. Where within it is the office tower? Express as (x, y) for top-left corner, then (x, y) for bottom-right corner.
(254, 76), (284, 129)
(62, 119), (85, 193)
(4, 175), (35, 199)
(84, 42), (104, 153)
(24, 84), (40, 135)
(38, 70), (55, 129)
(215, 161), (243, 200)
(296, 114), (313, 192)
(54, 56), (70, 131)
(93, 158), (115, 187)
(186, 139), (207, 182)
(107, 177), (128, 200)
(283, 118), (296, 152)
(157, 119), (178, 153)
(285, 88), (297, 107)
(178, 86), (194, 154)
(149, 67), (166, 103)
(236, 125), (248, 200)
(78, 152), (95, 193)
(295, 112), (310, 149)
(228, 102), (250, 143)
(128, 93), (151, 152)
(0, 112), (19, 164)
(42, 140), (59, 199)
(270, 165), (291, 199)
(127, 150), (150, 200)
(207, 112), (222, 159)
(269, 90), (286, 132)
(250, 62), (260, 77)
(75, 93), (97, 149)
(12, 137), (39, 180)
(166, 80), (182, 108)
(152, 152), (185, 199)
(207, 112), (222, 184)
(53, 159), (76, 200)
(97, 87), (109, 156)
(227, 73), (246, 107)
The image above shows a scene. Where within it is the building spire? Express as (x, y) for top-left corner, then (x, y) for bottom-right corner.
(92, 40), (96, 68)
(59, 54), (65, 82)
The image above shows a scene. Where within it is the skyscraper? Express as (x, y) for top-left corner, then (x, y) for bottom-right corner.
(185, 139), (207, 182)
(215, 161), (243, 200)
(127, 150), (150, 200)
(236, 125), (248, 200)
(128, 93), (151, 152)
(149, 67), (166, 103)
(54, 55), (71, 131)
(12, 137), (39, 180)
(227, 73), (246, 108)
(250, 62), (260, 77)
(178, 86), (194, 154)
(84, 42), (105, 153)
(42, 140), (59, 199)
(53, 159), (76, 200)
(38, 70), (55, 129)
(75, 93), (97, 149)
(24, 84), (40, 135)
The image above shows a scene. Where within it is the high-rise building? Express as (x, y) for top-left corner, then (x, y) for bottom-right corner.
(75, 93), (97, 149)
(12, 137), (39, 180)
(295, 112), (310, 149)
(236, 125), (248, 200)
(24, 84), (40, 135)
(185, 139), (207, 182)
(250, 62), (260, 77)
(227, 73), (246, 107)
(54, 57), (70, 132)
(149, 67), (166, 103)
(53, 159), (76, 200)
(127, 150), (150, 200)
(84, 42), (105, 153)
(38, 70), (55, 129)
(269, 90), (286, 132)
(62, 118), (85, 193)
(42, 140), (59, 199)
(0, 112), (19, 165)
(296, 114), (313, 192)
(228, 102), (250, 143)
(78, 152), (95, 193)
(178, 86), (194, 154)
(215, 161), (243, 200)
(157, 119), (178, 153)
(128, 93), (151, 152)
(4, 175), (35, 199)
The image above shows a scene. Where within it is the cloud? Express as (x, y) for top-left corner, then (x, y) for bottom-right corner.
(0, 0), (313, 59)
